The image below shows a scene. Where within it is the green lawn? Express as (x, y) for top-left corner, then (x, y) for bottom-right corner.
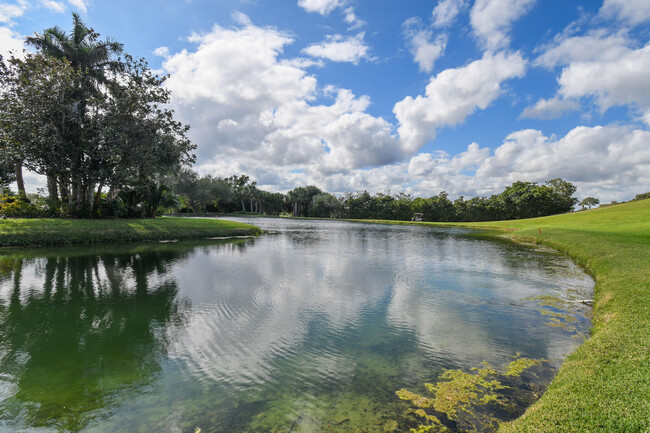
(356, 200), (649, 432)
(476, 201), (650, 433)
(0, 217), (262, 247)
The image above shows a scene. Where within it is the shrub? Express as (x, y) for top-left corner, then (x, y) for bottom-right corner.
(0, 194), (42, 218)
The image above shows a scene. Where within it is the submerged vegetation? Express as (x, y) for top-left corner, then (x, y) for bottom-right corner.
(397, 358), (544, 433)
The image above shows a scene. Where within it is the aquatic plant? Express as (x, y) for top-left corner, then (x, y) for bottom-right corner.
(396, 357), (544, 433)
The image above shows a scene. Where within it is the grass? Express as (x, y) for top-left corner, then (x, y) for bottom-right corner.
(0, 217), (262, 247)
(351, 200), (650, 433)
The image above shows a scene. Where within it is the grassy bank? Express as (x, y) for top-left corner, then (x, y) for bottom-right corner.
(0, 217), (262, 247)
(483, 201), (650, 433)
(353, 200), (649, 432)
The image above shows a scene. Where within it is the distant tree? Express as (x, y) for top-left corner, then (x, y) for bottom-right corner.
(226, 175), (254, 212)
(545, 178), (578, 213)
(286, 185), (322, 217)
(634, 192), (650, 201)
(580, 197), (600, 209)
(309, 193), (343, 218)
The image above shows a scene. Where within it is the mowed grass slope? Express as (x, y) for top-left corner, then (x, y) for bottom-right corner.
(0, 217), (262, 247)
(467, 200), (649, 433)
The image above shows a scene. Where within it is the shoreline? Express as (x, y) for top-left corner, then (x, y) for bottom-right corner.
(336, 201), (649, 432)
(0, 217), (263, 248)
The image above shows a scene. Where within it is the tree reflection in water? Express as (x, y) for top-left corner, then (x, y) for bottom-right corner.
(0, 247), (192, 432)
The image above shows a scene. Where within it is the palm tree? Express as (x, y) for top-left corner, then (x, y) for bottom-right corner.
(26, 13), (123, 87)
(25, 13), (123, 204)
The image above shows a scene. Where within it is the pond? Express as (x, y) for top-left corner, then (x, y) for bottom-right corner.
(0, 218), (593, 432)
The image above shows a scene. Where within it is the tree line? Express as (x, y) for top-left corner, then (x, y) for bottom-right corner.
(169, 169), (581, 222)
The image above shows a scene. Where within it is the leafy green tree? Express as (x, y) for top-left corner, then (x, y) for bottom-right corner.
(286, 185), (322, 217)
(0, 54), (77, 199)
(580, 197), (600, 209)
(25, 13), (123, 203)
(309, 193), (343, 218)
(227, 175), (254, 212)
(634, 192), (650, 201)
(545, 178), (578, 213)
(1, 16), (194, 218)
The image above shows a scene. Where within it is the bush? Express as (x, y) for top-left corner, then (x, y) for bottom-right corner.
(0, 194), (42, 218)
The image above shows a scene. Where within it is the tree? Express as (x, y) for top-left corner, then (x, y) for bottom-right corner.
(580, 197), (600, 209)
(25, 13), (123, 203)
(545, 178), (578, 214)
(0, 54), (77, 198)
(227, 175), (253, 212)
(309, 193), (342, 218)
(1, 15), (194, 217)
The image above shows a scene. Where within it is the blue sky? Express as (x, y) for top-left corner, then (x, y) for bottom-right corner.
(2, 0), (649, 202)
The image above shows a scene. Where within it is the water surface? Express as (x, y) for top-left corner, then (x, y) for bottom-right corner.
(0, 218), (593, 432)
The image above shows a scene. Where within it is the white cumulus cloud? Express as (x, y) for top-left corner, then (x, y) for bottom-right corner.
(67, 0), (87, 13)
(0, 1), (28, 24)
(432, 0), (467, 28)
(160, 17), (401, 184)
(470, 0), (536, 51)
(0, 26), (25, 59)
(297, 0), (343, 15)
(535, 30), (632, 69)
(41, 1), (66, 13)
(600, 0), (650, 25)
(403, 17), (447, 73)
(302, 32), (371, 64)
(556, 42), (650, 123)
(520, 96), (580, 119)
(393, 51), (527, 153)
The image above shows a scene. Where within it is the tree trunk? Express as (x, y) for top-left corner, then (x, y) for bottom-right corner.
(15, 162), (25, 196)
(241, 199), (245, 211)
(0, 185), (4, 195)
(47, 174), (59, 201)
(93, 182), (104, 216)
(293, 201), (298, 217)
(107, 185), (119, 202)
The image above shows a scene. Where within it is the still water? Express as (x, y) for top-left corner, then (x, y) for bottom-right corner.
(0, 218), (593, 432)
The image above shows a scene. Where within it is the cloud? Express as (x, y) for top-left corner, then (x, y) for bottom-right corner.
(533, 28), (650, 123)
(161, 17), (401, 181)
(67, 0), (87, 14)
(314, 124), (650, 202)
(600, 0), (650, 25)
(0, 26), (25, 59)
(555, 42), (650, 123)
(297, 0), (343, 15)
(0, 1), (28, 24)
(475, 125), (650, 202)
(302, 33), (371, 64)
(393, 51), (527, 152)
(41, 0), (66, 13)
(519, 96), (580, 119)
(403, 17), (447, 73)
(535, 30), (632, 69)
(470, 0), (536, 51)
(432, 0), (467, 28)
(343, 7), (365, 29)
